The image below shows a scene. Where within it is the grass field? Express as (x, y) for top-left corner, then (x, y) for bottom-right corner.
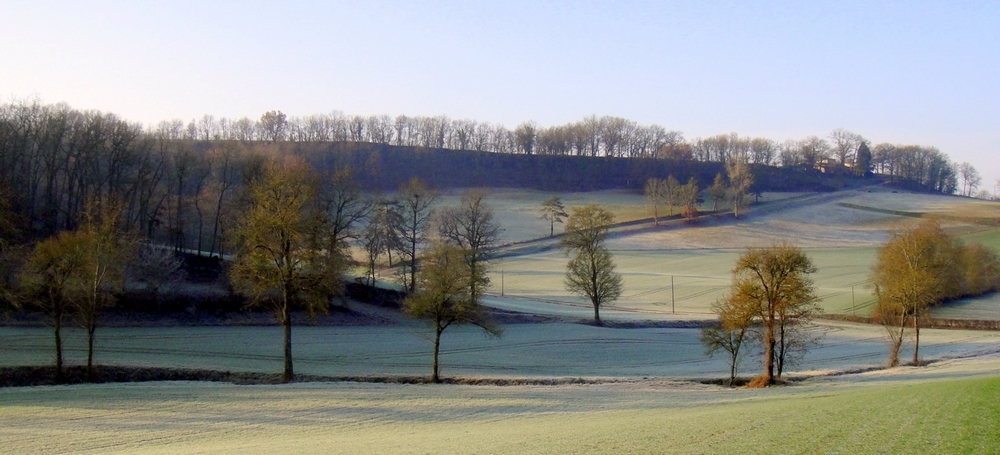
(3, 188), (1000, 454)
(1, 369), (998, 454)
(479, 187), (1000, 319)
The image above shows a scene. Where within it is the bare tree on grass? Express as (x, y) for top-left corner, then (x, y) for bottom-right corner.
(726, 244), (819, 386)
(679, 177), (700, 222)
(644, 178), (666, 225)
(870, 220), (960, 367)
(396, 178), (438, 293)
(561, 205), (623, 325)
(20, 231), (89, 380)
(361, 199), (403, 286)
(405, 243), (501, 383)
(228, 158), (342, 383)
(708, 173), (727, 213)
(702, 295), (755, 387)
(437, 189), (501, 303)
(539, 196), (568, 237)
(726, 157), (753, 218)
(75, 198), (137, 380)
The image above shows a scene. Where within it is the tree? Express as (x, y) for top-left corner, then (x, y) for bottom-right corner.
(679, 177), (700, 222)
(131, 243), (185, 308)
(561, 205), (623, 325)
(361, 199), (403, 286)
(663, 175), (680, 216)
(702, 295), (755, 387)
(708, 173), (727, 213)
(539, 196), (569, 237)
(228, 158), (339, 382)
(319, 166), (373, 304)
(405, 243), (501, 383)
(726, 244), (819, 386)
(396, 178), (438, 293)
(644, 178), (666, 225)
(726, 157), (753, 218)
(854, 141), (872, 176)
(437, 189), (501, 303)
(75, 197), (136, 380)
(258, 110), (288, 142)
(958, 162), (981, 197)
(829, 129), (864, 168)
(870, 220), (961, 367)
(20, 231), (89, 380)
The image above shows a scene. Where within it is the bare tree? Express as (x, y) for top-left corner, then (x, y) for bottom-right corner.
(958, 162), (981, 197)
(396, 178), (438, 293)
(437, 189), (501, 302)
(644, 178), (666, 225)
(75, 197), (137, 379)
(829, 129), (864, 167)
(726, 157), (753, 218)
(228, 158), (342, 382)
(561, 205), (623, 325)
(708, 173), (727, 213)
(702, 295), (755, 387)
(20, 231), (89, 380)
(870, 220), (960, 367)
(258, 110), (288, 142)
(725, 244), (819, 386)
(405, 243), (501, 383)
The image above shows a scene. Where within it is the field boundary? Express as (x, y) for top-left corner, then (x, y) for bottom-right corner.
(819, 313), (1000, 331)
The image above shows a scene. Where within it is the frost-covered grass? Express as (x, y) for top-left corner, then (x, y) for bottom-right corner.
(1, 369), (998, 454)
(495, 247), (880, 316)
(479, 188), (999, 319)
(4, 322), (999, 381)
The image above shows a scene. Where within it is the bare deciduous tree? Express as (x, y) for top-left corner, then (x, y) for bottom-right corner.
(396, 178), (438, 293)
(228, 158), (342, 382)
(726, 244), (819, 386)
(437, 189), (501, 302)
(404, 243), (501, 383)
(702, 295), (755, 387)
(561, 205), (623, 325)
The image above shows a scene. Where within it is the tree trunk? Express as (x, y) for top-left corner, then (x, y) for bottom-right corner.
(282, 293), (293, 383)
(54, 307), (63, 381)
(593, 303), (601, 325)
(763, 323), (775, 384)
(729, 351), (737, 387)
(432, 327), (442, 383)
(409, 224), (417, 293)
(888, 316), (906, 368)
(86, 321), (96, 381)
(912, 315), (920, 366)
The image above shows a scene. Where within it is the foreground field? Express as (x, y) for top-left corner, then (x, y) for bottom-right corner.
(2, 358), (998, 454)
(2, 188), (1000, 453)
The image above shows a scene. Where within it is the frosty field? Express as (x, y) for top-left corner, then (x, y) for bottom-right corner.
(3, 187), (1000, 453)
(1, 357), (998, 454)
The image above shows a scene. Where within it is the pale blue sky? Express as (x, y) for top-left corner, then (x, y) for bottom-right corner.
(3, 1), (999, 189)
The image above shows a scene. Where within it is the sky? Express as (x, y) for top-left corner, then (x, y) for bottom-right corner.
(3, 0), (999, 192)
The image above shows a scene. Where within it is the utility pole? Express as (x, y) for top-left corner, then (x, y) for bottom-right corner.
(852, 285), (856, 317)
(671, 275), (675, 314)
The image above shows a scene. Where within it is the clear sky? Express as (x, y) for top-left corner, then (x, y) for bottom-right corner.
(3, 1), (999, 192)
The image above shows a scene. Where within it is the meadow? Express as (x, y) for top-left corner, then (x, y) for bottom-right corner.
(2, 186), (999, 453)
